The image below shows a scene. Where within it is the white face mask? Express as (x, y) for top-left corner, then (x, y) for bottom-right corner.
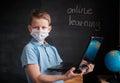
(30, 29), (49, 41)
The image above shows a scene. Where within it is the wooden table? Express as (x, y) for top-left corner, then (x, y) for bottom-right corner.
(65, 76), (83, 83)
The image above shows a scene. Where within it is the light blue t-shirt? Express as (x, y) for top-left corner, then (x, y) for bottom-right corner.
(21, 38), (63, 83)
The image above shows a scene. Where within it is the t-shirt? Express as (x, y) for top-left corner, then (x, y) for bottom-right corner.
(21, 38), (63, 83)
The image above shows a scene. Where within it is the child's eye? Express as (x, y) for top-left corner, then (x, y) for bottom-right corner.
(42, 27), (47, 29)
(33, 26), (39, 29)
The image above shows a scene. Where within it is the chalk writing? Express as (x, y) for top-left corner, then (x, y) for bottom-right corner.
(67, 5), (101, 31)
(67, 5), (93, 15)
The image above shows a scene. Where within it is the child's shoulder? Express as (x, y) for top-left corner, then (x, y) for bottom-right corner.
(49, 44), (57, 50)
(24, 41), (35, 50)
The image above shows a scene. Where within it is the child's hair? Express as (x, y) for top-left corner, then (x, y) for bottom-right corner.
(29, 9), (51, 25)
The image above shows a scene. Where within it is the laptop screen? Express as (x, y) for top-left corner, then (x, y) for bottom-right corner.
(84, 36), (103, 62)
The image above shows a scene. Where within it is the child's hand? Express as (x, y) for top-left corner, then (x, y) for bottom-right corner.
(63, 67), (82, 80)
(83, 63), (95, 75)
(63, 60), (94, 80)
(80, 60), (95, 75)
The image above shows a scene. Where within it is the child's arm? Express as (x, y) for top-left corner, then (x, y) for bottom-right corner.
(25, 64), (85, 83)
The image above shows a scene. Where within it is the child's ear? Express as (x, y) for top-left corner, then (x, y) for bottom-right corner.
(48, 25), (52, 32)
(28, 25), (32, 32)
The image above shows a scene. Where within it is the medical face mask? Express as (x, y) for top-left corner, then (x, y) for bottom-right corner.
(30, 29), (49, 41)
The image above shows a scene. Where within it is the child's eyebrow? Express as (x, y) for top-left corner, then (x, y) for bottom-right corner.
(32, 26), (40, 28)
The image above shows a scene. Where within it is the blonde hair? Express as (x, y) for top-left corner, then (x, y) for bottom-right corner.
(29, 9), (51, 25)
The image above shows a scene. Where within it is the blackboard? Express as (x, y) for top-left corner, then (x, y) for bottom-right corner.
(0, 0), (118, 83)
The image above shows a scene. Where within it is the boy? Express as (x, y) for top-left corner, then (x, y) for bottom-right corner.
(21, 9), (94, 83)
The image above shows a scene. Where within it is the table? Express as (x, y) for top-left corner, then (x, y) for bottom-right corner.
(65, 76), (83, 83)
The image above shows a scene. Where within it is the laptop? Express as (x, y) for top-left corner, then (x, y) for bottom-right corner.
(47, 36), (103, 73)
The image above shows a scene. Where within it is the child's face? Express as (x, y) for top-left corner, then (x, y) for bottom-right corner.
(28, 18), (51, 32)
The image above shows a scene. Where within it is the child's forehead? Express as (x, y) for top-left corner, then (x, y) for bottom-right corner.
(31, 18), (49, 26)
(32, 17), (49, 23)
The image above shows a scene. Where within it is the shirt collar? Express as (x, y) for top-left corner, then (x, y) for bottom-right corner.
(30, 38), (50, 47)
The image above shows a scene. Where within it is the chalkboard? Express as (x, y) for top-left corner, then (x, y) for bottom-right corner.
(0, 0), (118, 83)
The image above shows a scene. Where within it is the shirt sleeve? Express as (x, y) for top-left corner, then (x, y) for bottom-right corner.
(21, 44), (38, 68)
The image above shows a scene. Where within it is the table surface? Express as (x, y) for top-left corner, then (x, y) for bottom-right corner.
(65, 76), (83, 83)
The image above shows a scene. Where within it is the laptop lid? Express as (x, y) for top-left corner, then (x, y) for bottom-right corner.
(60, 36), (92, 68)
